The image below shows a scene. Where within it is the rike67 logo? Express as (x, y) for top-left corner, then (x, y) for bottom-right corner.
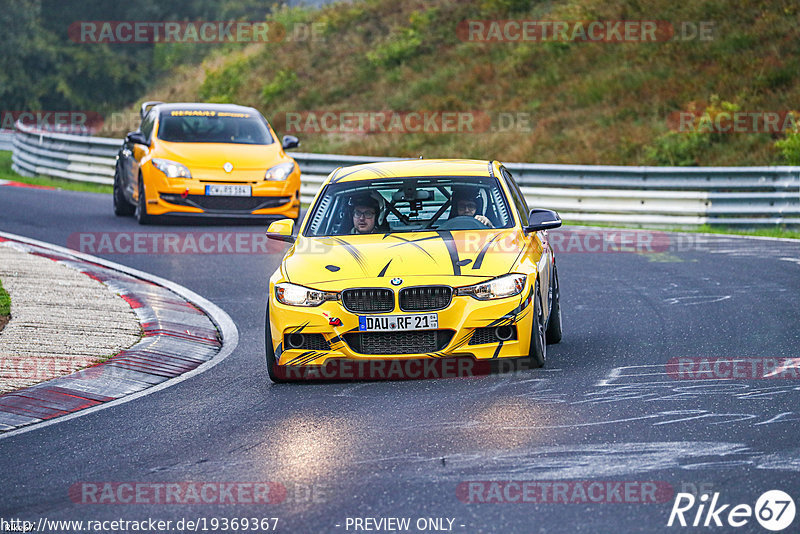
(668, 490), (795, 531)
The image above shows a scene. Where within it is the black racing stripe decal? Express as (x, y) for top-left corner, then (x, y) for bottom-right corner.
(275, 342), (283, 359)
(511, 239), (530, 270)
(438, 230), (461, 275)
(515, 284), (534, 314)
(472, 232), (502, 270)
(485, 284), (534, 327)
(388, 235), (440, 246)
(457, 259), (472, 267)
(486, 316), (514, 327)
(387, 235), (438, 261)
(287, 350), (316, 365)
(492, 341), (504, 359)
(289, 322), (310, 334)
(297, 352), (324, 365)
(330, 167), (363, 184)
(282, 259), (291, 283)
(450, 333), (473, 350)
(330, 237), (369, 274)
(377, 259), (392, 277)
(365, 165), (391, 178)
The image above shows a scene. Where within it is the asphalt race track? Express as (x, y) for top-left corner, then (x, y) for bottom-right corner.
(1, 185), (799, 533)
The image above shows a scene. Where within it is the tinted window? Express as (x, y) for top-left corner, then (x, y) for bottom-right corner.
(501, 167), (529, 225)
(304, 176), (514, 237)
(157, 110), (274, 144)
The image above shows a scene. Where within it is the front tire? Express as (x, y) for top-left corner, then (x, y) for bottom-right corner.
(527, 280), (546, 368)
(135, 174), (155, 225)
(113, 166), (135, 216)
(545, 264), (563, 344)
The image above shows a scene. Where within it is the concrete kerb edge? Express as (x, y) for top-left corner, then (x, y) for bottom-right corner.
(0, 230), (239, 441)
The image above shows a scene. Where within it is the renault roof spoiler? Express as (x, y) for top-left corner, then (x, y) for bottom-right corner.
(140, 101), (164, 118)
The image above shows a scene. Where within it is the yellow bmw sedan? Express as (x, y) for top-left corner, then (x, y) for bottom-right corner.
(114, 102), (301, 224)
(264, 159), (562, 382)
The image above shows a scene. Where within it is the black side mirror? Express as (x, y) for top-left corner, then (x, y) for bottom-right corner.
(524, 208), (562, 233)
(282, 135), (300, 150)
(126, 131), (147, 146)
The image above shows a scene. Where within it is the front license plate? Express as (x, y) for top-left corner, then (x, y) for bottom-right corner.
(205, 185), (251, 196)
(358, 313), (438, 332)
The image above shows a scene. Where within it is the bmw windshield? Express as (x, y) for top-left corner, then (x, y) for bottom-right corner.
(303, 176), (515, 236)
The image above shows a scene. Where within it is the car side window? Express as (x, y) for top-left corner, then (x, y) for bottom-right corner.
(501, 167), (529, 226)
(140, 110), (156, 142)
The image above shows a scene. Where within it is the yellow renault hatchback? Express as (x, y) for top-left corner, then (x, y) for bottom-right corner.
(114, 102), (301, 224)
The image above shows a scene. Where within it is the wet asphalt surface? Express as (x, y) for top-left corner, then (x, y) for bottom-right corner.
(1, 185), (799, 533)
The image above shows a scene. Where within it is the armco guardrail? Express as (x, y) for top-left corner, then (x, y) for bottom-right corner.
(11, 122), (118, 185)
(0, 129), (14, 151)
(9, 122), (800, 226)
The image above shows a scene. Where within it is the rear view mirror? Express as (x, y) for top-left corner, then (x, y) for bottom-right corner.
(266, 219), (296, 243)
(392, 188), (433, 202)
(282, 135), (300, 150)
(524, 209), (562, 233)
(126, 131), (147, 146)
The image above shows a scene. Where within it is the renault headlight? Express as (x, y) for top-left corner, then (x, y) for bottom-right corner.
(456, 273), (527, 300)
(152, 158), (191, 179)
(275, 282), (338, 307)
(265, 162), (296, 181)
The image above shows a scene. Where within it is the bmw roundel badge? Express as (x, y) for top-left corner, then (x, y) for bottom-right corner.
(391, 278), (403, 286)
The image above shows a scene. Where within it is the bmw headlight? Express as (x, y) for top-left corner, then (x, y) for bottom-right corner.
(152, 158), (191, 179)
(265, 162), (296, 181)
(275, 282), (338, 307)
(456, 273), (527, 300)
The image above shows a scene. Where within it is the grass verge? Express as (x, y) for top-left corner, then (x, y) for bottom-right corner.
(0, 277), (10, 333)
(0, 151), (112, 194)
(564, 221), (800, 239)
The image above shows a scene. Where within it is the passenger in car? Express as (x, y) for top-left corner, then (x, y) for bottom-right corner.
(452, 187), (493, 227)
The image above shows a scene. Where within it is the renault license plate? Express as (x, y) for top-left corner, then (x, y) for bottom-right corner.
(205, 185), (251, 196)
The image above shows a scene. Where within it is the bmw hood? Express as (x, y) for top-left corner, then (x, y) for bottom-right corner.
(282, 229), (540, 285)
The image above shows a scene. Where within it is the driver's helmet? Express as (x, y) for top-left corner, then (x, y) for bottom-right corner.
(451, 185), (484, 216)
